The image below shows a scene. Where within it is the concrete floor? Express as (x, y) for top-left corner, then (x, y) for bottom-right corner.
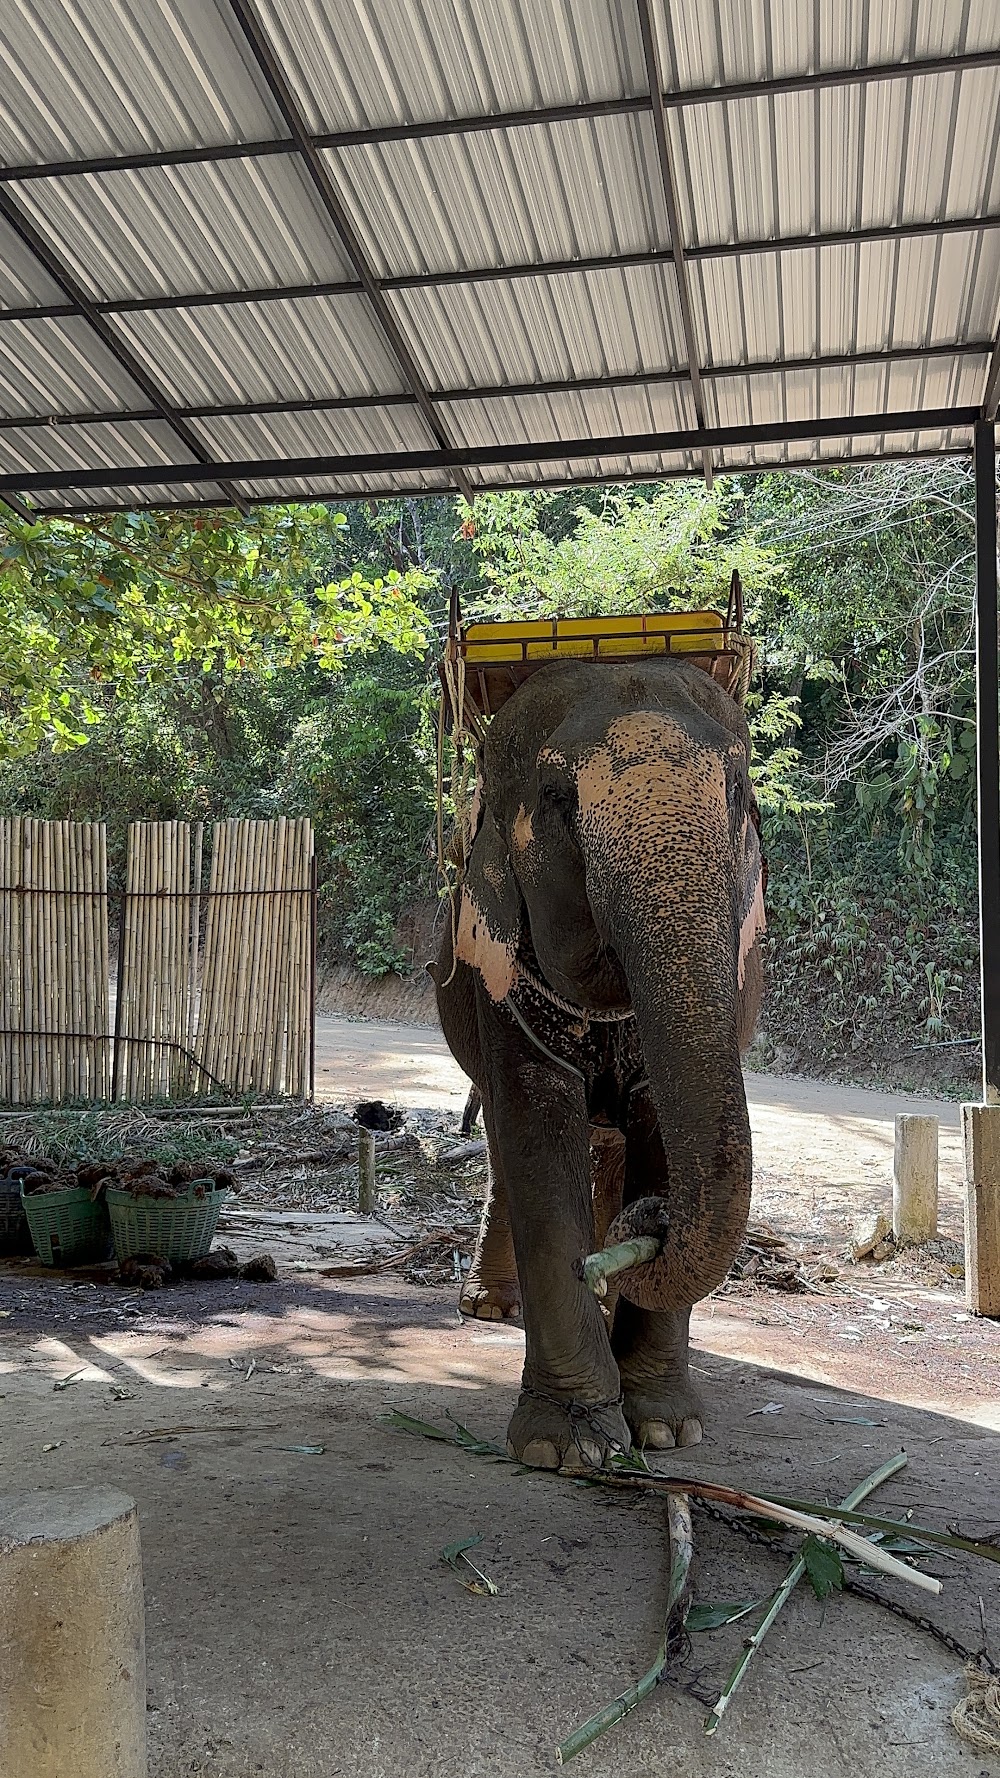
(1, 1270), (998, 1778)
(2, 1024), (997, 1776)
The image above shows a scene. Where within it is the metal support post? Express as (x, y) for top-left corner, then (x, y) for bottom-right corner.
(974, 418), (1000, 1102)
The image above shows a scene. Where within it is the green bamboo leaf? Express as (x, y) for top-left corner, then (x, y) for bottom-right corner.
(440, 1533), (498, 1597)
(801, 1535), (844, 1599)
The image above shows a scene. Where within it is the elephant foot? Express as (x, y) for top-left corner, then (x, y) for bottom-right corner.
(622, 1380), (705, 1452)
(506, 1386), (630, 1474)
(459, 1215), (521, 1320)
(458, 1270), (521, 1321)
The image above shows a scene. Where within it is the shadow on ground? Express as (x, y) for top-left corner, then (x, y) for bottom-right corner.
(1, 1270), (998, 1778)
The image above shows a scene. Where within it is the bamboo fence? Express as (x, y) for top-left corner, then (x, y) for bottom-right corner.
(115, 821), (201, 1101)
(196, 817), (314, 1098)
(0, 817), (109, 1104)
(0, 816), (314, 1106)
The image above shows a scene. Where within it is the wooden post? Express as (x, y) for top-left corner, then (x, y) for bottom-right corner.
(892, 1114), (938, 1245)
(962, 1102), (1000, 1316)
(358, 1126), (376, 1215)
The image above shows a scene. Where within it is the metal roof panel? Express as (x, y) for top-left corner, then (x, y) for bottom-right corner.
(255, 0), (646, 131)
(0, 416), (192, 475)
(10, 156), (356, 300)
(0, 314), (149, 414)
(326, 112), (668, 280)
(110, 296), (409, 406)
(191, 403), (437, 462)
(389, 264), (688, 391)
(0, 0), (281, 163)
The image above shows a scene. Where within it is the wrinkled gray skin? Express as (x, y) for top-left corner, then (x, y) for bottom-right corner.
(432, 659), (765, 1472)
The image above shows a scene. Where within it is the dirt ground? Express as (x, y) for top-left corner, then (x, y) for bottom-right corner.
(2, 1019), (999, 1777)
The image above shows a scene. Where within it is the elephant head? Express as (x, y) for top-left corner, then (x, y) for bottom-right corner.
(455, 657), (765, 1309)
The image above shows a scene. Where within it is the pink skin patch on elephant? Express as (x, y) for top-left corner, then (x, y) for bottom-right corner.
(455, 886), (517, 1003)
(738, 863), (766, 988)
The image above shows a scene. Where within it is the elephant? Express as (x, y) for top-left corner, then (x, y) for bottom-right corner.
(431, 655), (765, 1472)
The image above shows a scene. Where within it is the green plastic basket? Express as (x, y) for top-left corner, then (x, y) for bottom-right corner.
(21, 1185), (113, 1267)
(107, 1179), (229, 1265)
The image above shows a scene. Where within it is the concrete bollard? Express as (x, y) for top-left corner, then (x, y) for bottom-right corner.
(962, 1103), (1000, 1317)
(0, 1487), (146, 1778)
(892, 1113), (939, 1245)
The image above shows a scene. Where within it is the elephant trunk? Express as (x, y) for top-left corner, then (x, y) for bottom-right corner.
(576, 715), (752, 1308)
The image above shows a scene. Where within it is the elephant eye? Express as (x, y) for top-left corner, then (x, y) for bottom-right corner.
(538, 778), (573, 813)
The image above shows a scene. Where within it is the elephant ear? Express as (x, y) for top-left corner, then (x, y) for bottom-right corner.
(454, 807), (523, 1003)
(735, 778), (766, 990)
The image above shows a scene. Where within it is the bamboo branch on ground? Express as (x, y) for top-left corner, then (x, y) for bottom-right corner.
(704, 1450), (908, 1735)
(557, 1493), (693, 1764)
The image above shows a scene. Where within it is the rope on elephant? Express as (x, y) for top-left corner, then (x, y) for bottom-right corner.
(953, 1665), (1000, 1753)
(514, 959), (634, 1024)
(435, 647), (483, 987)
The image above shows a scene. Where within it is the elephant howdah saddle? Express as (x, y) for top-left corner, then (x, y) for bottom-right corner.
(441, 570), (752, 727)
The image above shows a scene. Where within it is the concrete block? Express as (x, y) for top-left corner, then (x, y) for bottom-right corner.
(0, 1486), (146, 1778)
(892, 1114), (939, 1245)
(962, 1102), (1000, 1317)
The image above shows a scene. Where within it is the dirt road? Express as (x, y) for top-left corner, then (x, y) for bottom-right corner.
(315, 1013), (965, 1229)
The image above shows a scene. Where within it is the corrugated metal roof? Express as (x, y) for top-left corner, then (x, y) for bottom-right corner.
(1, 0), (999, 510)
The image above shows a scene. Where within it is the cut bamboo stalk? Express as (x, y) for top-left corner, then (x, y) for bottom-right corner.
(580, 1236), (662, 1296)
(557, 1494), (693, 1764)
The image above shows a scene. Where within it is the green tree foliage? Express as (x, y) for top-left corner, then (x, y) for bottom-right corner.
(0, 470), (986, 1087)
(0, 501), (429, 755)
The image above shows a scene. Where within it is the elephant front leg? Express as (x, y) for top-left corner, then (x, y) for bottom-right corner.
(612, 1300), (704, 1449)
(612, 1093), (704, 1449)
(485, 1037), (629, 1473)
(459, 1128), (521, 1321)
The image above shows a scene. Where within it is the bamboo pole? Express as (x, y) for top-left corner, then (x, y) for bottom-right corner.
(195, 821), (222, 1088)
(218, 819), (243, 1093)
(0, 820), (10, 1102)
(235, 820), (261, 1092)
(188, 820), (203, 1086)
(73, 823), (86, 1098)
(242, 820), (268, 1092)
(41, 819), (53, 1101)
(20, 821), (31, 1105)
(122, 824), (134, 1100)
(98, 823), (109, 1099)
(260, 821), (284, 1093)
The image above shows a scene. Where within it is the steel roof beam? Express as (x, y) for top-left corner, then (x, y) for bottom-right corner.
(0, 189), (250, 513)
(6, 212), (1000, 329)
(28, 446), (971, 516)
(636, 0), (712, 482)
(224, 0), (474, 505)
(2, 48), (999, 185)
(0, 338), (990, 434)
(0, 407), (978, 497)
